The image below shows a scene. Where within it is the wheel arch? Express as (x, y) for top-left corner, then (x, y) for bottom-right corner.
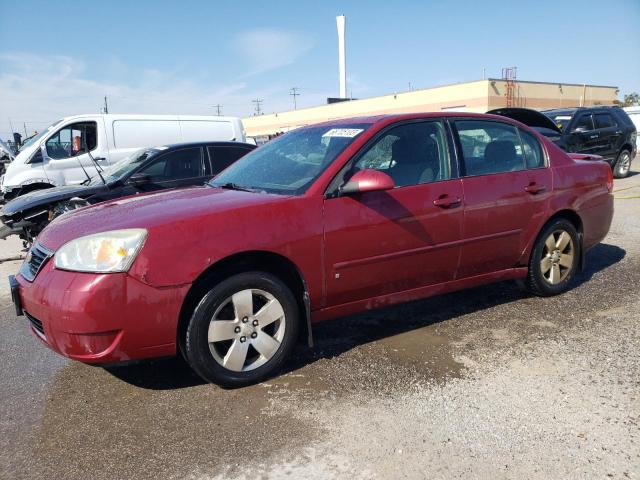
(526, 208), (584, 270)
(176, 250), (312, 358)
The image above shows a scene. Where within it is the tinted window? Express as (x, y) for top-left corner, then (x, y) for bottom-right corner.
(45, 122), (97, 160)
(352, 121), (450, 187)
(520, 129), (545, 169)
(138, 147), (201, 182)
(594, 113), (616, 129)
(572, 114), (594, 132)
(207, 146), (252, 175)
(455, 120), (524, 176)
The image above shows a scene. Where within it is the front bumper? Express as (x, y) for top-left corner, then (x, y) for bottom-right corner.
(14, 260), (190, 363)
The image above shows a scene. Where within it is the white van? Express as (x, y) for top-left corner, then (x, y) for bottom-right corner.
(1, 114), (245, 200)
(624, 106), (640, 151)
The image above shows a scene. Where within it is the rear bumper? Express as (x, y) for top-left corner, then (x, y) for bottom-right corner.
(15, 261), (190, 364)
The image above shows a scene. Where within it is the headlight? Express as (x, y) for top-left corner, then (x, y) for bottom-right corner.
(54, 229), (147, 273)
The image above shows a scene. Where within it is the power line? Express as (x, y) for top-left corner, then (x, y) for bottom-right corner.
(289, 87), (300, 110)
(252, 99), (263, 116)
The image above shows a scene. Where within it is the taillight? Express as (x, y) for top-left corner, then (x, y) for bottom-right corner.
(606, 164), (613, 192)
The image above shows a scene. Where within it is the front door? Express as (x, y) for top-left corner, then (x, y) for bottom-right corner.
(323, 120), (464, 307)
(566, 113), (600, 155)
(132, 147), (206, 193)
(43, 120), (108, 184)
(453, 119), (552, 278)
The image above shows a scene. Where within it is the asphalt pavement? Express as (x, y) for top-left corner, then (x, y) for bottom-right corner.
(1, 166), (639, 480)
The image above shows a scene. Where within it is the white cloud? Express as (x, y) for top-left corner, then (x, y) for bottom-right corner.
(233, 28), (313, 77)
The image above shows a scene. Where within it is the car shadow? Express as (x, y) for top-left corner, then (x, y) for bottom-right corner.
(106, 242), (626, 390)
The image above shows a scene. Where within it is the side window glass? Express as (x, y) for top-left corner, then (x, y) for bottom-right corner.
(208, 146), (252, 175)
(572, 115), (594, 132)
(594, 113), (615, 129)
(139, 147), (201, 182)
(455, 120), (524, 176)
(520, 129), (545, 169)
(45, 122), (97, 160)
(351, 121), (450, 188)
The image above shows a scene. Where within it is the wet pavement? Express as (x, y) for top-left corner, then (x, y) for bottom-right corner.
(1, 168), (639, 479)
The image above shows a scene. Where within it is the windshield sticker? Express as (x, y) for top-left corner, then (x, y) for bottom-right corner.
(554, 116), (572, 120)
(322, 128), (364, 138)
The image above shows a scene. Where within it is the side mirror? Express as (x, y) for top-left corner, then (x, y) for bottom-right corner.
(340, 169), (395, 195)
(128, 173), (151, 185)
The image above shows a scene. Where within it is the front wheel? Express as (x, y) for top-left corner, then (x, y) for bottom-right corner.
(184, 272), (299, 387)
(613, 149), (632, 178)
(524, 218), (580, 297)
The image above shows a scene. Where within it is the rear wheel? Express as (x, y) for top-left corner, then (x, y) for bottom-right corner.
(525, 218), (580, 297)
(184, 271), (299, 387)
(613, 149), (632, 178)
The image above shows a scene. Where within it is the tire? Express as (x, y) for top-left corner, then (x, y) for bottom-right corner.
(184, 271), (299, 387)
(613, 149), (632, 179)
(524, 218), (581, 297)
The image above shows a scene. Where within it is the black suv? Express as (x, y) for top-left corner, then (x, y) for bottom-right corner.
(489, 106), (637, 178)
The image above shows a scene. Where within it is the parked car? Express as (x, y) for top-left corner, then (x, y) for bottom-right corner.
(489, 106), (637, 178)
(0, 139), (15, 177)
(11, 112), (613, 387)
(1, 114), (247, 202)
(0, 141), (255, 246)
(623, 106), (640, 151)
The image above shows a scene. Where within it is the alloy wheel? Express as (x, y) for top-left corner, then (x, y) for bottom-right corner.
(618, 152), (631, 176)
(540, 229), (574, 285)
(207, 289), (286, 372)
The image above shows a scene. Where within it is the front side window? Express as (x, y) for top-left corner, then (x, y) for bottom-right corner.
(594, 113), (616, 129)
(455, 120), (525, 176)
(138, 147), (202, 182)
(520, 129), (545, 169)
(211, 123), (371, 195)
(45, 122), (97, 160)
(572, 114), (594, 132)
(349, 121), (450, 188)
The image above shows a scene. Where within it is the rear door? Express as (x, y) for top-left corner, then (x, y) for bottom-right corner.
(592, 112), (620, 161)
(323, 119), (464, 307)
(454, 119), (551, 278)
(566, 113), (600, 154)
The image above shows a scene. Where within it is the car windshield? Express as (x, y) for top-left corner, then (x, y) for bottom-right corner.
(88, 148), (154, 185)
(18, 120), (62, 152)
(544, 113), (573, 131)
(210, 123), (370, 194)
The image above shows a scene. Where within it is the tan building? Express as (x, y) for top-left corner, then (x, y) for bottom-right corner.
(243, 79), (618, 137)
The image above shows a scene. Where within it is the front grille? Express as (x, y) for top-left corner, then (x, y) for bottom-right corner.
(25, 311), (45, 338)
(20, 243), (54, 282)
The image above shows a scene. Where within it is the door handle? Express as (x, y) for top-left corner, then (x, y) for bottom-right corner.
(589, 134), (599, 139)
(92, 157), (106, 161)
(433, 195), (461, 208)
(524, 183), (546, 194)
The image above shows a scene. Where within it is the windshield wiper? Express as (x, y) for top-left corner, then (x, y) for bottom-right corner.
(215, 182), (258, 192)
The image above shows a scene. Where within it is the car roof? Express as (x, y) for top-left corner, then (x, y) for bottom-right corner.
(150, 141), (255, 151)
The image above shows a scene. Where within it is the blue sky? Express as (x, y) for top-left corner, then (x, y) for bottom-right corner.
(1, 0), (639, 138)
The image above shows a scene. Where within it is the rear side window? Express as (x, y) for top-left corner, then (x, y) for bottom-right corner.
(572, 114), (594, 132)
(593, 113), (616, 129)
(207, 146), (252, 175)
(519, 129), (545, 169)
(455, 120), (525, 176)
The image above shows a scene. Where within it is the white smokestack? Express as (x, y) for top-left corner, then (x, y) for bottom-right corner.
(336, 15), (347, 99)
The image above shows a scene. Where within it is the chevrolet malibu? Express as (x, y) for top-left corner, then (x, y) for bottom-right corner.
(11, 113), (614, 387)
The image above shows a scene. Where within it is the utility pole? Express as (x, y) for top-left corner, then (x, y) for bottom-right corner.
(8, 117), (15, 134)
(252, 99), (263, 116)
(289, 87), (300, 110)
(212, 104), (223, 116)
(23, 123), (28, 137)
(103, 95), (109, 114)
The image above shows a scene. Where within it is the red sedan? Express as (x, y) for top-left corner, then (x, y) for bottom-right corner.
(11, 113), (614, 386)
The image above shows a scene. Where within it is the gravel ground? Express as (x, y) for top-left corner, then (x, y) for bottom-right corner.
(1, 165), (639, 479)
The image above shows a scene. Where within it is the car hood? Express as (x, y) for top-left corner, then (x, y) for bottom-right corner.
(37, 186), (291, 251)
(1, 184), (108, 217)
(487, 108), (562, 134)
